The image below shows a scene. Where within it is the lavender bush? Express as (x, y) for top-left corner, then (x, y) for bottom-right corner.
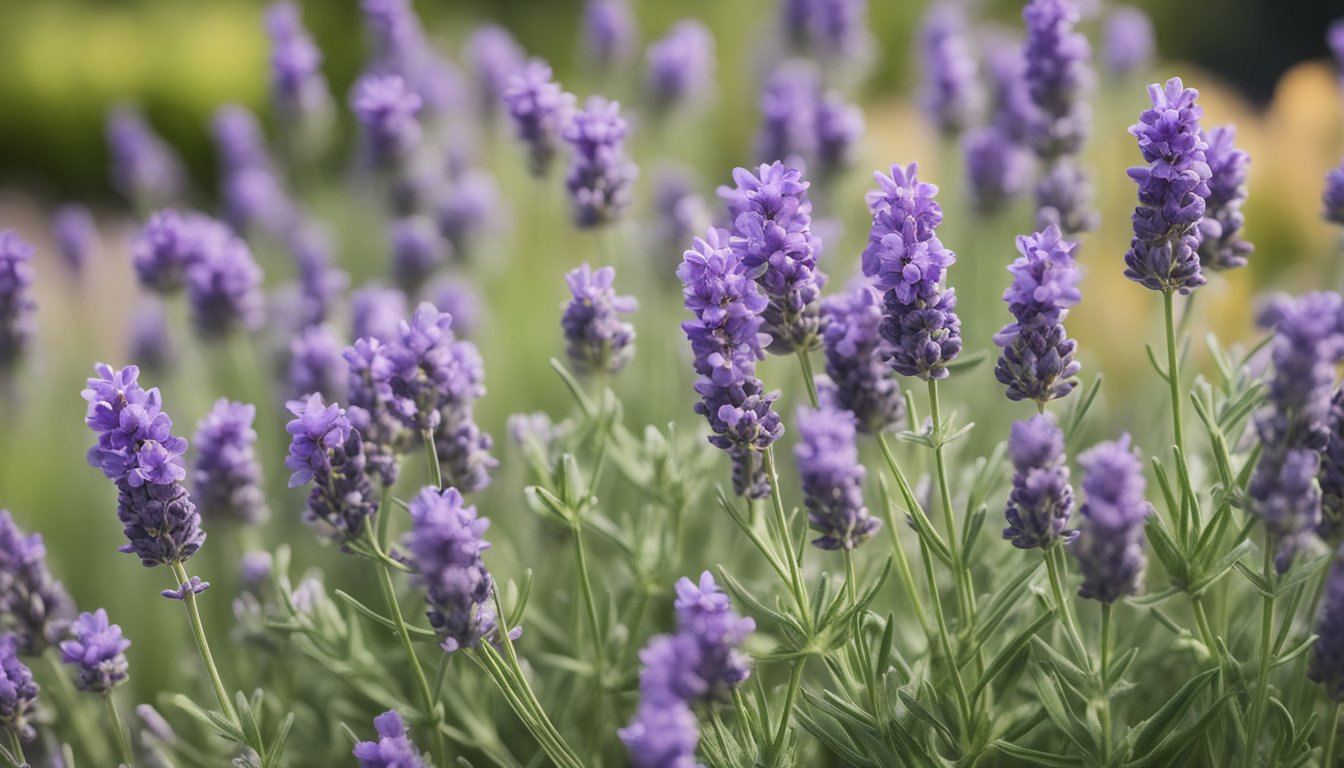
(5, 2), (1344, 768)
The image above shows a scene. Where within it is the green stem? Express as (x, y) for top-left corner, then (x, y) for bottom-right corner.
(1044, 547), (1087, 664)
(570, 526), (607, 685)
(1190, 595), (1221, 665)
(844, 550), (885, 734)
(796, 350), (820, 409)
(105, 693), (136, 768)
(422, 429), (443, 490)
(371, 547), (447, 767)
(875, 447), (933, 637)
(44, 650), (111, 764)
(762, 447), (812, 630)
(1100, 602), (1114, 762)
(769, 657), (806, 764)
(6, 731), (23, 768)
(927, 380), (975, 623)
(918, 537), (973, 732)
(1325, 702), (1341, 768)
(1163, 290), (1187, 461)
(1246, 544), (1276, 764)
(169, 561), (237, 724)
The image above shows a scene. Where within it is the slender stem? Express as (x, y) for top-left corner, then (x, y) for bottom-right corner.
(1325, 702), (1341, 768)
(1162, 290), (1187, 460)
(105, 693), (136, 768)
(874, 450), (933, 637)
(570, 527), (607, 682)
(1246, 544), (1276, 764)
(769, 657), (806, 764)
(795, 350), (820, 409)
(1190, 595), (1221, 664)
(1100, 603), (1114, 762)
(44, 650), (110, 764)
(844, 549), (859, 606)
(918, 538), (973, 732)
(927, 380), (975, 622)
(6, 731), (23, 768)
(369, 532), (447, 767)
(169, 562), (237, 724)
(1044, 547), (1087, 664)
(422, 429), (443, 490)
(762, 447), (812, 630)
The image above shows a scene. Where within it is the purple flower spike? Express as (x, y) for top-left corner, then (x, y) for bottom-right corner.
(436, 168), (503, 254)
(1022, 0), (1094, 160)
(289, 323), (347, 403)
(820, 285), (903, 435)
(128, 301), (176, 375)
(82, 364), (205, 567)
(265, 1), (331, 121)
(185, 229), (265, 340)
(993, 225), (1082, 404)
(583, 0), (635, 69)
(105, 106), (185, 208)
(192, 400), (268, 527)
(284, 394), (378, 543)
(0, 635), (38, 742)
(405, 487), (508, 654)
(646, 21), (715, 113)
(467, 24), (526, 117)
(618, 696), (700, 768)
(351, 74), (423, 167)
(60, 609), (131, 694)
(428, 277), (482, 338)
(563, 97), (639, 228)
(1310, 545), (1344, 702)
(352, 284), (409, 344)
(384, 303), (483, 432)
(1103, 6), (1155, 78)
(1325, 159), (1344, 228)
(678, 228), (782, 498)
(562, 263), (638, 375)
(755, 59), (820, 166)
(502, 60), (576, 178)
(795, 405), (880, 551)
(391, 216), (450, 295)
(721, 161), (827, 354)
(963, 126), (1033, 215)
(343, 337), (408, 488)
(1034, 156), (1098, 235)
(654, 167), (711, 252)
(52, 205), (97, 273)
(1322, 388), (1344, 543)
(1197, 125), (1253, 271)
(1072, 435), (1151, 603)
(353, 710), (427, 768)
(0, 511), (75, 655)
(673, 572), (755, 700)
(289, 221), (349, 327)
(1004, 414), (1076, 550)
(0, 230), (36, 373)
(1250, 293), (1344, 571)
(1124, 78), (1212, 294)
(919, 5), (983, 137)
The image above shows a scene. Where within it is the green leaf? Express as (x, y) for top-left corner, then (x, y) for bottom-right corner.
(897, 691), (957, 750)
(1271, 634), (1318, 669)
(1145, 515), (1189, 588)
(715, 567), (801, 633)
(1188, 540), (1253, 596)
(1029, 664), (1096, 758)
(1126, 667), (1218, 758)
(1106, 647), (1140, 689)
(946, 349), (988, 374)
(264, 713), (296, 768)
(1145, 343), (1169, 381)
(170, 694), (245, 744)
(1127, 693), (1232, 768)
(962, 506), (987, 560)
(548, 357), (596, 417)
(992, 741), (1085, 767)
(973, 559), (1043, 647)
(972, 611), (1054, 701)
(235, 691), (264, 753)
(333, 590), (440, 643)
(1064, 374), (1103, 446)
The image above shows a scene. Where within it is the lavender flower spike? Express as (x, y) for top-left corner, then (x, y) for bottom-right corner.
(563, 97), (639, 228)
(1321, 388), (1344, 543)
(618, 695), (700, 768)
(1103, 6), (1155, 78)
(289, 323), (347, 403)
(1022, 0), (1093, 160)
(1325, 159), (1344, 228)
(1072, 435), (1152, 603)
(0, 230), (36, 374)
(105, 106), (184, 208)
(1197, 125), (1253, 271)
(405, 487), (510, 653)
(384, 303), (485, 433)
(284, 393), (378, 544)
(192, 399), (268, 526)
(795, 405), (880, 551)
(583, 0), (635, 69)
(963, 127), (1032, 215)
(1123, 78), (1211, 295)
(186, 231), (265, 340)
(1309, 545), (1344, 701)
(502, 60), (576, 177)
(59, 609), (131, 694)
(562, 263), (638, 375)
(0, 510), (75, 655)
(0, 635), (38, 742)
(353, 710), (427, 768)
(918, 5), (983, 137)
(82, 364), (206, 568)
(350, 75), (423, 167)
(1003, 414), (1076, 550)
(646, 20), (715, 114)
(343, 337), (408, 487)
(993, 224), (1082, 405)
(52, 205), (97, 273)
(674, 572), (755, 701)
(265, 1), (332, 121)
(820, 285), (904, 435)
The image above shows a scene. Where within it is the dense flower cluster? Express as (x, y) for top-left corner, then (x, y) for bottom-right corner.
(104, 106), (184, 208)
(562, 97), (639, 228)
(192, 399), (269, 527)
(753, 61), (864, 179)
(0, 635), (38, 742)
(344, 337), (408, 487)
(721, 162), (827, 353)
(353, 710), (426, 768)
(862, 163), (962, 380)
(1197, 125), (1253, 271)
(582, 0), (634, 69)
(1310, 547), (1344, 702)
(819, 285), (903, 435)
(213, 105), (293, 235)
(0, 230), (35, 374)
(678, 228), (782, 498)
(284, 394), (379, 543)
(502, 60), (575, 178)
(1072, 435), (1151, 603)
(1103, 6), (1155, 78)
(59, 609), (131, 694)
(405, 487), (508, 654)
(1003, 414), (1076, 550)
(0, 510), (75, 655)
(794, 404), (879, 551)
(351, 75), (423, 166)
(918, 5), (982, 137)
(265, 1), (331, 121)
(620, 573), (753, 766)
(1321, 388), (1344, 543)
(964, 126), (1033, 215)
(1123, 78), (1212, 294)
(1249, 293), (1344, 570)
(466, 25), (526, 118)
(561, 263), (638, 375)
(993, 225), (1082, 404)
(82, 364), (206, 570)
(289, 323), (347, 402)
(390, 215), (448, 295)
(646, 20), (715, 113)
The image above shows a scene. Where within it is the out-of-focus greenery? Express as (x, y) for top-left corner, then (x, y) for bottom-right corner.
(0, 0), (1343, 765)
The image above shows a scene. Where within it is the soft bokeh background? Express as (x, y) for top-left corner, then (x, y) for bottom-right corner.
(1, 0), (1343, 763)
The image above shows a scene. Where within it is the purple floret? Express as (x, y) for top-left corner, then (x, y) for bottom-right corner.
(646, 21), (715, 113)
(350, 74), (423, 166)
(563, 97), (639, 228)
(502, 60), (576, 177)
(353, 709), (426, 768)
(284, 394), (378, 544)
(1072, 435), (1151, 603)
(820, 285), (903, 435)
(0, 230), (36, 372)
(0, 510), (75, 655)
(59, 609), (131, 694)
(192, 399), (269, 526)
(0, 635), (38, 742)
(993, 224), (1082, 404)
(795, 404), (880, 551)
(561, 263), (638, 376)
(1003, 414), (1077, 550)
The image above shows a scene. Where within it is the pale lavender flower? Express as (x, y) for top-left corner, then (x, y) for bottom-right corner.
(1003, 414), (1076, 550)
(654, 166), (711, 251)
(1034, 156), (1098, 234)
(816, 91), (864, 181)
(1072, 435), (1151, 602)
(0, 510), (75, 655)
(0, 231), (36, 373)
(353, 710), (426, 768)
(192, 399), (268, 526)
(583, 0), (635, 69)
(820, 285), (903, 435)
(436, 168), (502, 254)
(646, 21), (715, 113)
(59, 609), (130, 694)
(105, 106), (185, 208)
(1310, 545), (1344, 701)
(795, 404), (879, 550)
(289, 323), (346, 403)
(1022, 0), (1094, 160)
(502, 60), (576, 177)
(351, 284), (409, 343)
(1325, 159), (1344, 228)
(289, 220), (349, 327)
(265, 1), (331, 120)
(963, 126), (1033, 215)
(350, 75), (423, 166)
(184, 229), (265, 340)
(427, 277), (482, 338)
(563, 97), (639, 228)
(755, 59), (820, 165)
(0, 635), (38, 742)
(467, 24), (526, 118)
(919, 5), (983, 137)
(127, 301), (176, 375)
(391, 216), (450, 295)
(1197, 125), (1253, 271)
(1103, 6), (1155, 78)
(561, 263), (638, 375)
(52, 205), (97, 273)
